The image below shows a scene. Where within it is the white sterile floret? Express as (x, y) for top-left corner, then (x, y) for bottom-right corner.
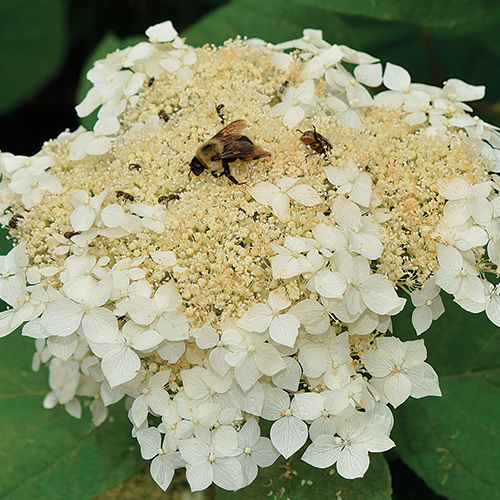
(331, 196), (383, 260)
(41, 275), (115, 340)
(270, 236), (315, 279)
(289, 298), (332, 335)
(315, 252), (406, 317)
(180, 366), (238, 411)
(375, 63), (421, 107)
(68, 121), (118, 160)
(271, 79), (318, 128)
(130, 203), (167, 233)
(484, 283), (500, 327)
(298, 331), (352, 389)
(130, 369), (171, 426)
(362, 337), (441, 408)
(160, 49), (197, 83)
(145, 20), (178, 43)
(136, 427), (184, 491)
(178, 438), (243, 492)
(326, 63), (381, 104)
(325, 95), (368, 128)
(261, 387), (308, 459)
(70, 187), (109, 232)
(302, 44), (343, 79)
(324, 159), (373, 207)
(302, 406), (394, 479)
(9, 169), (61, 209)
(174, 397), (220, 443)
(311, 223), (348, 257)
(293, 391), (337, 441)
(437, 177), (491, 227)
(249, 178), (321, 221)
(230, 417), (280, 488)
(410, 277), (445, 335)
(274, 28), (331, 53)
(125, 280), (189, 341)
(434, 244), (484, 302)
(2, 154), (55, 177)
(88, 320), (163, 387)
(238, 289), (300, 347)
(45, 358), (80, 408)
(0, 245), (28, 308)
(225, 330), (286, 391)
(192, 326), (240, 375)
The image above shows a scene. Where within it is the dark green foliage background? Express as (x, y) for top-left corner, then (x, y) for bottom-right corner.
(0, 1), (499, 499)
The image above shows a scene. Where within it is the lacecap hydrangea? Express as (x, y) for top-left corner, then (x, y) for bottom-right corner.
(1, 19), (499, 492)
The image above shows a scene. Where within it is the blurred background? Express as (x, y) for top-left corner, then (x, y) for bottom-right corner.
(1, 1), (499, 499)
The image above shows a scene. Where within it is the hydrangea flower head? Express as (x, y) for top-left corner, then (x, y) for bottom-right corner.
(1, 19), (499, 492)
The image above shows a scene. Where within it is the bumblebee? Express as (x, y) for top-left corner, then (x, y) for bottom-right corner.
(189, 119), (270, 185)
(298, 125), (331, 156)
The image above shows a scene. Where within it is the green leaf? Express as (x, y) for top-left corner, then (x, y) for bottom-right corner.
(290, 0), (500, 29)
(216, 453), (392, 500)
(0, 333), (145, 500)
(391, 295), (500, 500)
(76, 32), (145, 130)
(0, 0), (67, 116)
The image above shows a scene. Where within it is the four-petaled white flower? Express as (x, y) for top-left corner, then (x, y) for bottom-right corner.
(362, 337), (441, 408)
(271, 79), (317, 128)
(87, 319), (163, 387)
(261, 387), (308, 459)
(411, 278), (445, 335)
(325, 160), (373, 207)
(178, 438), (243, 492)
(249, 178), (321, 221)
(237, 289), (300, 347)
(302, 406), (394, 479)
(137, 427), (185, 491)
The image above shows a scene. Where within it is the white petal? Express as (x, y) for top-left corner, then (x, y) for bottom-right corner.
(270, 416), (308, 458)
(287, 184), (322, 206)
(213, 457), (243, 490)
(238, 304), (271, 333)
(302, 434), (340, 468)
(269, 314), (300, 347)
(294, 392), (324, 421)
(41, 299), (82, 337)
(47, 334), (78, 360)
(150, 456), (175, 491)
(102, 345), (141, 387)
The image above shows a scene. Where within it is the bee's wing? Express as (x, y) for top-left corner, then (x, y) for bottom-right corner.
(212, 119), (248, 140)
(213, 141), (271, 161)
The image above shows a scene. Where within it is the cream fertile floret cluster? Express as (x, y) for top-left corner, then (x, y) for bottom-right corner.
(1, 19), (500, 492)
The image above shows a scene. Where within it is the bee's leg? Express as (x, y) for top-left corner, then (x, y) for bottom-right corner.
(222, 161), (245, 185)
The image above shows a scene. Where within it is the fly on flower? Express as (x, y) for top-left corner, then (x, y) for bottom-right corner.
(298, 125), (331, 156)
(189, 119), (271, 185)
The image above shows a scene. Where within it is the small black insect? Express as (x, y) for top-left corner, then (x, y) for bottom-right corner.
(116, 190), (135, 202)
(216, 104), (225, 125)
(158, 110), (169, 123)
(64, 230), (81, 239)
(128, 163), (142, 171)
(158, 193), (180, 206)
(8, 214), (24, 229)
(279, 80), (290, 94)
(148, 77), (155, 87)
